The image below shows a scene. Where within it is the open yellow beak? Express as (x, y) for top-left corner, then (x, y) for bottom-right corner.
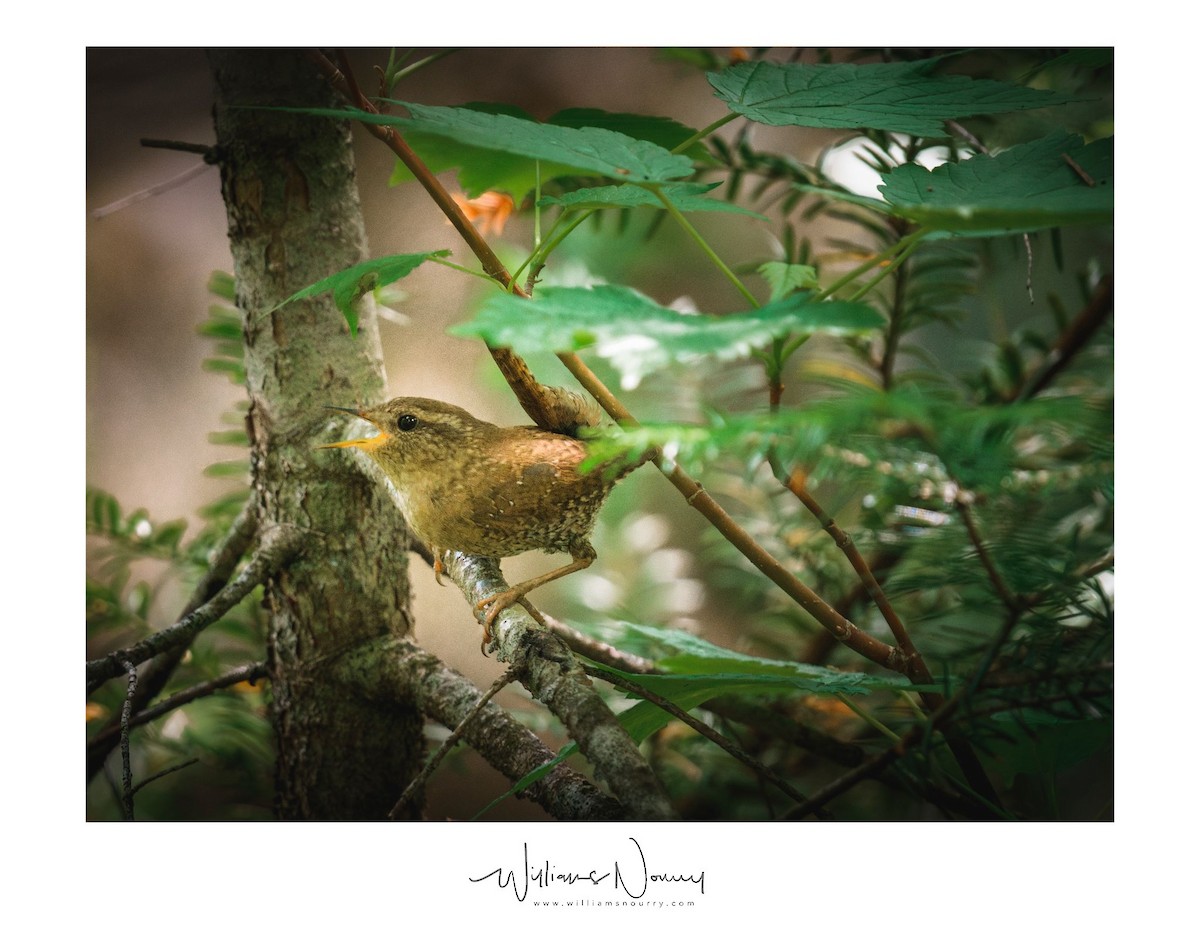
(318, 406), (390, 451)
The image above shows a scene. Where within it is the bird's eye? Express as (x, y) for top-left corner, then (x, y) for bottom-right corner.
(397, 414), (419, 432)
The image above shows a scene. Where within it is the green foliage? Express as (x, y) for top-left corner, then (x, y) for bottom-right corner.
(880, 132), (1113, 233)
(757, 261), (820, 301)
(452, 285), (883, 388)
(270, 250), (449, 335)
(708, 57), (1079, 135)
(388, 106), (712, 199)
(538, 181), (765, 218)
(294, 101), (695, 189)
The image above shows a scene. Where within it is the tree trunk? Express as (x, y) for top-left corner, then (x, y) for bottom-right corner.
(210, 49), (423, 819)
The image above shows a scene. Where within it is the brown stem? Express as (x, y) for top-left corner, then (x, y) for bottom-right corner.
(785, 469), (925, 676)
(1017, 274), (1113, 401)
(955, 492), (1021, 617)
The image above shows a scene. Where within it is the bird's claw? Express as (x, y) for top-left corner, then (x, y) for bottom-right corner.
(476, 591), (546, 654)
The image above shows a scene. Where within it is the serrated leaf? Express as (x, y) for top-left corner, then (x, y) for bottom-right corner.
(605, 622), (919, 691)
(757, 261), (819, 301)
(269, 250), (449, 335)
(709, 58), (1077, 136)
(538, 181), (765, 219)
(549, 108), (712, 163)
(880, 132), (1113, 233)
(452, 285), (883, 388)
(386, 105), (709, 199)
(387, 102), (583, 198)
(334, 101), (694, 188)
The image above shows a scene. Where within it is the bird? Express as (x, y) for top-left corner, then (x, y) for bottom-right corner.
(321, 396), (640, 646)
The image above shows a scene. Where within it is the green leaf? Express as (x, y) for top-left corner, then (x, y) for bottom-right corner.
(549, 108), (712, 163)
(757, 261), (819, 302)
(269, 250), (449, 335)
(708, 58), (1077, 136)
(604, 622), (921, 691)
(451, 285), (883, 388)
(386, 105), (709, 199)
(347, 101), (695, 189)
(538, 181), (765, 219)
(207, 429), (250, 447)
(387, 102), (584, 198)
(880, 132), (1113, 233)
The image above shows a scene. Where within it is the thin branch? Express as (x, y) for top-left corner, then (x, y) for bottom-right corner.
(90, 162), (214, 219)
(584, 663), (829, 818)
(86, 526), (304, 690)
(90, 662), (268, 747)
(390, 668), (519, 819)
(1017, 274), (1113, 401)
(119, 662), (137, 821)
(955, 491), (1021, 616)
(132, 758), (200, 796)
(541, 615), (656, 674)
(139, 138), (218, 160)
(785, 469), (923, 675)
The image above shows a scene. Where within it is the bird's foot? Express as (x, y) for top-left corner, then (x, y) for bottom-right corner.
(477, 591), (546, 654)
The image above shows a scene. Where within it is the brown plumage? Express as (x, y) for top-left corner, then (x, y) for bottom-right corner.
(323, 397), (638, 642)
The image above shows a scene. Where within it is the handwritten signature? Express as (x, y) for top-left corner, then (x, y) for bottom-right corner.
(469, 837), (705, 901)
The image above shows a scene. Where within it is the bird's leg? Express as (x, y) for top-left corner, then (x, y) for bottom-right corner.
(477, 542), (596, 646)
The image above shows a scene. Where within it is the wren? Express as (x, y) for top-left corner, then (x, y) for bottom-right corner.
(322, 396), (639, 643)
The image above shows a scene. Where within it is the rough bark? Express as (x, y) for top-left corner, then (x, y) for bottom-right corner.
(210, 49), (423, 819)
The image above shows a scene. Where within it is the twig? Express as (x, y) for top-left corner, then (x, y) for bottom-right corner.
(132, 758), (201, 796)
(1017, 274), (1114, 401)
(120, 662), (137, 821)
(785, 469), (923, 676)
(955, 491), (1021, 616)
(584, 663), (830, 818)
(390, 668), (519, 819)
(139, 138), (218, 160)
(540, 615), (656, 674)
(86, 526), (304, 690)
(1024, 234), (1035, 304)
(90, 162), (214, 219)
(91, 662), (268, 745)
(1061, 152), (1096, 187)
